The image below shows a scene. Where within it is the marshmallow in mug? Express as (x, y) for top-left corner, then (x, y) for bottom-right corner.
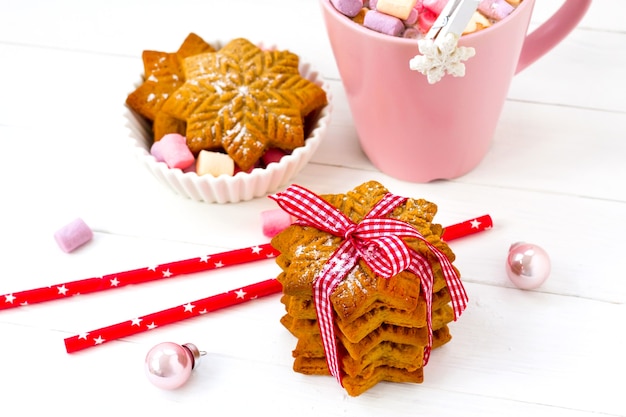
(330, 0), (521, 38)
(477, 0), (515, 20)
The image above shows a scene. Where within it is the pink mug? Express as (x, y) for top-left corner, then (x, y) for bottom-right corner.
(320, 0), (592, 182)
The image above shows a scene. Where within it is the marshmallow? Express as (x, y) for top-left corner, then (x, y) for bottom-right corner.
(417, 6), (437, 33)
(364, 10), (405, 36)
(331, 0), (364, 17)
(402, 26), (421, 38)
(463, 11), (492, 34)
(150, 133), (195, 170)
(478, 0), (514, 20)
(54, 218), (93, 253)
(261, 148), (287, 166)
(196, 150), (235, 177)
(183, 160), (196, 173)
(422, 0), (447, 14)
(261, 209), (294, 238)
(234, 163), (258, 175)
(375, 0), (417, 20)
(403, 7), (419, 25)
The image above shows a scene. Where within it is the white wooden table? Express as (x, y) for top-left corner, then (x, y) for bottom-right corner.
(0, 1), (624, 415)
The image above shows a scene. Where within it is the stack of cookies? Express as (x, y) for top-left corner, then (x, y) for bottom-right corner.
(271, 181), (461, 396)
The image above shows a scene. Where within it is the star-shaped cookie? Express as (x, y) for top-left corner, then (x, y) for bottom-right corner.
(161, 38), (328, 171)
(125, 33), (216, 139)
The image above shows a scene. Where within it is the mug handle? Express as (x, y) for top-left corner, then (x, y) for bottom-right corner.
(516, 0), (592, 74)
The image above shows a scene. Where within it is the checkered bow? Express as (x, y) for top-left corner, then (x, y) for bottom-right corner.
(270, 184), (467, 386)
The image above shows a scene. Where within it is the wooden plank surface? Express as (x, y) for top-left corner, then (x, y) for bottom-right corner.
(0, 1), (623, 416)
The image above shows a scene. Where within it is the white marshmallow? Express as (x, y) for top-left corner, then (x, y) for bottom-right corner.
(375, 0), (417, 20)
(196, 150), (235, 177)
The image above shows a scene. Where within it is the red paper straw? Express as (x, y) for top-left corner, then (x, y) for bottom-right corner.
(1, 243), (279, 310)
(442, 214), (493, 241)
(62, 215), (492, 353)
(64, 278), (283, 353)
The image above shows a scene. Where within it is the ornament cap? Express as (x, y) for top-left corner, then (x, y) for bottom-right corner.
(181, 343), (204, 369)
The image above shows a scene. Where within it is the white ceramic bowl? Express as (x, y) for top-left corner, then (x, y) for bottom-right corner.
(124, 49), (332, 204)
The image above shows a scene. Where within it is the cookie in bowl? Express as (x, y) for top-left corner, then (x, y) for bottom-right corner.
(125, 34), (331, 203)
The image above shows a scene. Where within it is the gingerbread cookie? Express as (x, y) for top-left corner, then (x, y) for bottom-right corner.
(160, 38), (328, 171)
(125, 33), (216, 139)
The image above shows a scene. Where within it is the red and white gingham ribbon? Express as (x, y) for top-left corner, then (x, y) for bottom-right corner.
(270, 185), (468, 385)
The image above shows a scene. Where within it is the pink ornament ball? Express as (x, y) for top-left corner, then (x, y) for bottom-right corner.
(505, 242), (551, 290)
(145, 342), (201, 390)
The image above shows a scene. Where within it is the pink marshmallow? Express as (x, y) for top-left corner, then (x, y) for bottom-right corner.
(363, 10), (404, 36)
(54, 218), (93, 253)
(417, 6), (437, 33)
(478, 0), (514, 20)
(150, 133), (195, 170)
(403, 7), (418, 25)
(234, 159), (262, 174)
(261, 148), (287, 166)
(402, 26), (420, 38)
(330, 0), (364, 17)
(261, 209), (294, 238)
(183, 160), (196, 173)
(422, 0), (447, 14)
(234, 165), (255, 174)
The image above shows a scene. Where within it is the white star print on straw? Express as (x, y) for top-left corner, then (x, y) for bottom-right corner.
(64, 279), (284, 353)
(0, 243), (279, 310)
